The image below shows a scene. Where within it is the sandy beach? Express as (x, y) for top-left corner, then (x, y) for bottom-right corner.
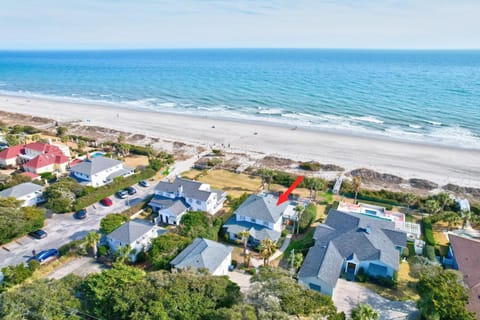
(0, 94), (479, 189)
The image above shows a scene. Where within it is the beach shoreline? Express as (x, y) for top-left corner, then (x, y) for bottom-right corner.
(1, 93), (479, 189)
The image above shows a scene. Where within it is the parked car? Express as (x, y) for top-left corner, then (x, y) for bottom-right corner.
(74, 209), (87, 220)
(101, 197), (113, 206)
(115, 190), (128, 199)
(139, 180), (150, 187)
(125, 186), (137, 195)
(34, 249), (59, 264)
(28, 229), (47, 239)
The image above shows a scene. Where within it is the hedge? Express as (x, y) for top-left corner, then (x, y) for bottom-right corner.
(342, 192), (400, 207)
(73, 168), (156, 211)
(423, 218), (436, 246)
(423, 244), (436, 262)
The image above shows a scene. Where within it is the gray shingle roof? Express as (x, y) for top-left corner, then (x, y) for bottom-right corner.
(223, 216), (282, 242)
(107, 220), (154, 245)
(70, 156), (122, 176)
(234, 193), (288, 224)
(148, 196), (189, 217)
(0, 182), (43, 199)
(155, 177), (214, 201)
(298, 242), (343, 287)
(171, 238), (232, 273)
(299, 209), (406, 283)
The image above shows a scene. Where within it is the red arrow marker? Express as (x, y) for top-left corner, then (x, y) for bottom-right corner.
(277, 176), (304, 205)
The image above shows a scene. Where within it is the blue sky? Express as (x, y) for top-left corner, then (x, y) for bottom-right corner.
(1, 0), (479, 49)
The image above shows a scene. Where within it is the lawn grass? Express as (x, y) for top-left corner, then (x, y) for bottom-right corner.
(317, 191), (334, 204)
(358, 261), (419, 302)
(182, 169), (262, 197)
(284, 227), (315, 257)
(432, 221), (450, 246)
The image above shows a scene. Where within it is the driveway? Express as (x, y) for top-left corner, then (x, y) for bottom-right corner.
(0, 182), (157, 268)
(45, 257), (108, 280)
(333, 279), (419, 320)
(228, 270), (252, 294)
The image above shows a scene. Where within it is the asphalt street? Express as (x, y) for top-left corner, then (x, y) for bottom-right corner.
(0, 181), (156, 268)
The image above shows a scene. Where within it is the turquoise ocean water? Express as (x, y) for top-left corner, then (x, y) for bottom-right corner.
(0, 49), (479, 149)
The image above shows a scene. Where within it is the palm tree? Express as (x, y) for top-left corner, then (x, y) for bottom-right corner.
(259, 168), (273, 191)
(115, 244), (132, 263)
(294, 205), (304, 234)
(259, 238), (276, 266)
(84, 231), (101, 258)
(404, 193), (417, 210)
(351, 303), (379, 320)
(311, 179), (324, 201)
(436, 192), (451, 211)
(461, 210), (472, 229)
(352, 176), (362, 203)
(424, 199), (441, 215)
(245, 252), (252, 269)
(238, 229), (250, 267)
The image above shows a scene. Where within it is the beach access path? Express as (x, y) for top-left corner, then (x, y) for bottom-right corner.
(1, 94), (479, 189)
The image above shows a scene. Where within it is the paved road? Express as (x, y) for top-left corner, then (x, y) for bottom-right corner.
(333, 279), (419, 320)
(0, 182), (157, 268)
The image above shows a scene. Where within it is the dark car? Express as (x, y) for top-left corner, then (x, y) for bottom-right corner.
(125, 186), (137, 195)
(101, 197), (113, 206)
(74, 209), (87, 219)
(115, 190), (128, 199)
(34, 248), (59, 264)
(28, 229), (47, 239)
(139, 180), (150, 187)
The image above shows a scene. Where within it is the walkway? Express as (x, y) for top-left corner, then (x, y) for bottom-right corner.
(250, 234), (292, 268)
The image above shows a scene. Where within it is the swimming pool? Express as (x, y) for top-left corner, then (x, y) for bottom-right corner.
(365, 209), (378, 215)
(90, 151), (105, 158)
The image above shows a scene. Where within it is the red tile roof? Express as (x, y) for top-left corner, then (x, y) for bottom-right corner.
(23, 153), (69, 170)
(0, 145), (24, 160)
(24, 142), (63, 155)
(449, 234), (480, 318)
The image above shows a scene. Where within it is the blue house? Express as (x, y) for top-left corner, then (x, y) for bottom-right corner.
(298, 209), (406, 297)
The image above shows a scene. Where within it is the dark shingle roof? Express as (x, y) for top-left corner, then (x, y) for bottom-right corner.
(233, 193), (288, 224)
(155, 177), (213, 201)
(148, 196), (189, 217)
(70, 156), (122, 176)
(299, 242), (343, 287)
(223, 216), (281, 242)
(107, 220), (154, 244)
(299, 209), (406, 285)
(171, 238), (232, 273)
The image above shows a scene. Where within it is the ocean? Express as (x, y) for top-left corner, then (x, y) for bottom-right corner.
(1, 49), (479, 149)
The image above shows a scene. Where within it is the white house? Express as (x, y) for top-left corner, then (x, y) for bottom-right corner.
(298, 209), (406, 297)
(223, 193), (293, 245)
(0, 182), (45, 207)
(70, 156), (134, 187)
(149, 177), (226, 225)
(171, 238), (232, 276)
(105, 220), (161, 262)
(0, 145), (24, 167)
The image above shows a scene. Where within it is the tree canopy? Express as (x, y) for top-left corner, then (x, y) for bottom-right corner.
(148, 233), (192, 270)
(0, 197), (45, 245)
(100, 213), (128, 234)
(179, 211), (222, 241)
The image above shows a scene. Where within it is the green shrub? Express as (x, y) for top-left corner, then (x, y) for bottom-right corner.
(423, 218), (436, 246)
(1, 263), (33, 290)
(423, 244), (436, 261)
(100, 214), (128, 234)
(355, 267), (367, 282)
(58, 239), (86, 257)
(28, 260), (40, 272)
(299, 204), (316, 233)
(299, 161), (321, 171)
(401, 247), (410, 259)
(281, 229), (288, 237)
(231, 260), (238, 268)
(98, 245), (109, 257)
(247, 268), (257, 275)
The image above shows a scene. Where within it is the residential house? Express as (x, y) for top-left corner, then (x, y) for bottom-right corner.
(223, 193), (293, 245)
(171, 238), (232, 276)
(70, 156), (134, 187)
(149, 177), (226, 225)
(0, 182), (45, 207)
(298, 209), (406, 297)
(105, 219), (161, 262)
(0, 145), (24, 167)
(448, 234), (480, 318)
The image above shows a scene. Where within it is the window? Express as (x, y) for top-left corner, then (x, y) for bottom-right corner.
(309, 283), (321, 292)
(196, 200), (201, 205)
(251, 218), (256, 223)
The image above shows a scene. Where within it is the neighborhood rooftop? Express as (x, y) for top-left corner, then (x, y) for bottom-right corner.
(107, 220), (155, 245)
(171, 238), (232, 273)
(155, 177), (224, 201)
(70, 156), (123, 176)
(0, 182), (43, 199)
(233, 193), (289, 224)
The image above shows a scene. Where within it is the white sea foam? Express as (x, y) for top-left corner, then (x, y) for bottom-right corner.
(408, 124), (422, 129)
(351, 115), (384, 124)
(425, 120), (442, 126)
(257, 107), (283, 115)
